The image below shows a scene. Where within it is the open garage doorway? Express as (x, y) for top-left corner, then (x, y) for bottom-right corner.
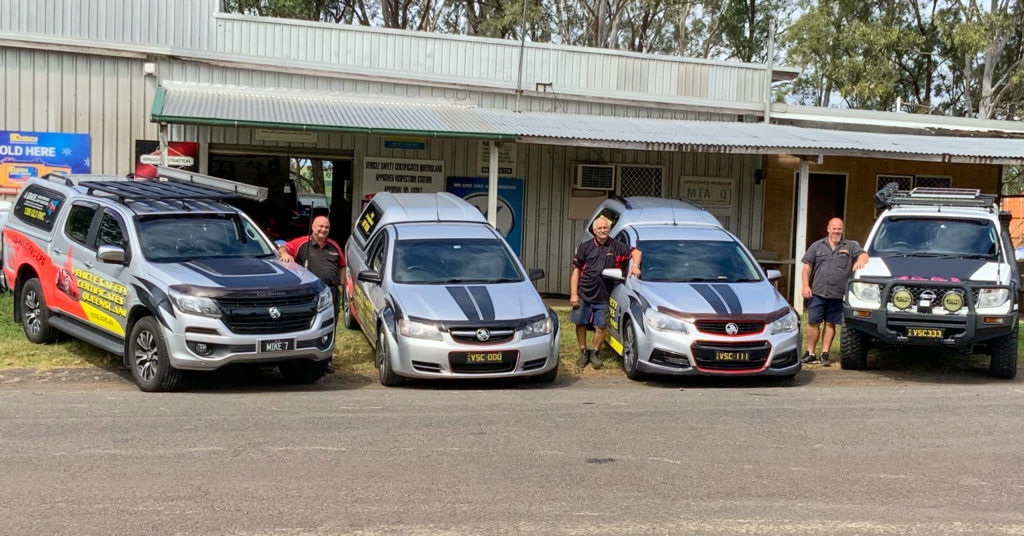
(208, 148), (353, 245)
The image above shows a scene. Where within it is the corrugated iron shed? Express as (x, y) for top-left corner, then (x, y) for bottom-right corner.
(153, 82), (1024, 165)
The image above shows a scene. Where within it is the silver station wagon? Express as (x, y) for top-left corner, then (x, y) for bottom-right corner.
(344, 192), (560, 386)
(589, 197), (802, 379)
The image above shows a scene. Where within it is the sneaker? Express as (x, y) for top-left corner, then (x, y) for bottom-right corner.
(800, 351), (817, 365)
(589, 349), (603, 369)
(819, 352), (831, 366)
(576, 348), (589, 368)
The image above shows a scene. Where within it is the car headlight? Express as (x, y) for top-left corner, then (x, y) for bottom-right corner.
(317, 287), (333, 312)
(523, 316), (553, 339)
(398, 318), (443, 341)
(644, 309), (688, 333)
(770, 310), (799, 334)
(977, 288), (1010, 308)
(168, 288), (221, 317)
(850, 282), (881, 305)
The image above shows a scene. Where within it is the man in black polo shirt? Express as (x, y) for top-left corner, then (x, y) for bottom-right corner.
(278, 214), (347, 323)
(570, 215), (642, 369)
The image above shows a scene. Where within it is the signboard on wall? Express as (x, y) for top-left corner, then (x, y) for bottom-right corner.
(0, 130), (90, 194)
(362, 157), (444, 199)
(446, 176), (525, 256)
(680, 176), (736, 228)
(477, 141), (516, 178)
(134, 140), (199, 178)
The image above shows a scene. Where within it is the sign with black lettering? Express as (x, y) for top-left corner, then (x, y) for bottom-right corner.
(362, 157), (444, 199)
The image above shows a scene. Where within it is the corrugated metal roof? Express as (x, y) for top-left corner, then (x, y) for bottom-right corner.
(153, 82), (1024, 164)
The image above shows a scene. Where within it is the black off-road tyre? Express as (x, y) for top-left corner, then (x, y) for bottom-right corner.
(279, 359), (328, 384)
(840, 326), (868, 370)
(342, 292), (359, 330)
(128, 316), (183, 392)
(988, 325), (1018, 380)
(377, 328), (404, 387)
(622, 321), (646, 381)
(20, 278), (59, 344)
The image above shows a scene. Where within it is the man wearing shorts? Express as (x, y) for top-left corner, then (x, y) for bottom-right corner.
(800, 217), (868, 365)
(570, 215), (642, 369)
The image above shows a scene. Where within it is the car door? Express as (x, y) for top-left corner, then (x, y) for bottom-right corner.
(355, 230), (389, 342)
(605, 230), (633, 343)
(78, 207), (133, 337)
(50, 200), (101, 321)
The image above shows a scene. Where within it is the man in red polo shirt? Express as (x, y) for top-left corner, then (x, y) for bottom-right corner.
(278, 215), (347, 323)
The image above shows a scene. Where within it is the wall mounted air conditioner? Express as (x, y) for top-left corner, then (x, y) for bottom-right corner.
(573, 164), (616, 191)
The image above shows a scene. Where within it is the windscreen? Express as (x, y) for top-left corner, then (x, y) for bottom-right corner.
(138, 214), (275, 261)
(869, 217), (998, 259)
(638, 239), (762, 283)
(392, 238), (523, 284)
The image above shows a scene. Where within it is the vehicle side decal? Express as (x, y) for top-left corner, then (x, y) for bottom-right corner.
(691, 284), (728, 314)
(467, 286), (495, 321)
(446, 286), (481, 321)
(628, 296), (646, 334)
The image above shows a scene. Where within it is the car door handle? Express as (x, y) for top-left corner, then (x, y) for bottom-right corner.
(83, 261), (93, 268)
(53, 248), (62, 255)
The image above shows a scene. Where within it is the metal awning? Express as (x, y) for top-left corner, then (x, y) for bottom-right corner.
(152, 82), (1024, 164)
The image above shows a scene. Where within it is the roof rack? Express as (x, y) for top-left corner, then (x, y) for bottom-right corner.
(79, 179), (241, 204)
(873, 182), (997, 211)
(155, 166), (267, 201)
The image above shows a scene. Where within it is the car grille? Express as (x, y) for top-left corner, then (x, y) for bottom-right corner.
(215, 292), (318, 335)
(449, 327), (515, 344)
(695, 321), (764, 336)
(692, 341), (770, 371)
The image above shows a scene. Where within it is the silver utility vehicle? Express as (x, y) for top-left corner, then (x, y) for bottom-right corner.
(589, 197), (801, 379)
(2, 171), (335, 391)
(344, 192), (559, 386)
(843, 184), (1018, 379)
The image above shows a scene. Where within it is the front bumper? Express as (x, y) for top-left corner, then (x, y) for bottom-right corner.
(161, 308), (335, 370)
(632, 322), (802, 377)
(386, 327), (560, 380)
(844, 305), (1016, 347)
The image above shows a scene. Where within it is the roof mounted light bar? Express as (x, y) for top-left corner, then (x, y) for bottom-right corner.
(873, 182), (997, 211)
(155, 166), (268, 201)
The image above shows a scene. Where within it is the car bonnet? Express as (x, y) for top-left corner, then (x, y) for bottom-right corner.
(393, 280), (546, 323)
(635, 279), (788, 316)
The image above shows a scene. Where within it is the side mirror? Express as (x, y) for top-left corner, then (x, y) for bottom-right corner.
(357, 270), (382, 284)
(96, 245), (126, 265)
(601, 267), (624, 281)
(528, 268), (545, 281)
(766, 269), (782, 282)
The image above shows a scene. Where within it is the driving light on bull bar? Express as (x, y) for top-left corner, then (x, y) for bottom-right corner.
(977, 288), (1009, 309)
(398, 318), (443, 341)
(850, 282), (881, 305)
(770, 310), (799, 334)
(523, 316), (553, 339)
